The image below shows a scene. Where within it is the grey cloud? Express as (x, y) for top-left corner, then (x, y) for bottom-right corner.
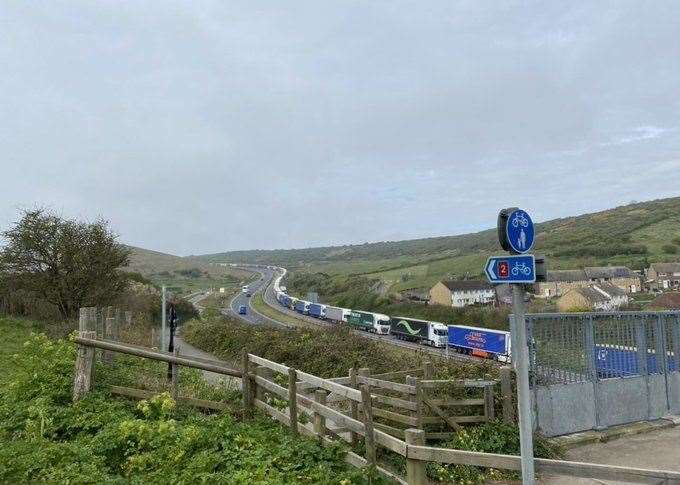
(1, 1), (679, 254)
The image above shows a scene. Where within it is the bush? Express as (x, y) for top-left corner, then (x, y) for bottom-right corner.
(430, 422), (561, 483)
(183, 314), (495, 379)
(662, 244), (678, 254)
(0, 323), (387, 484)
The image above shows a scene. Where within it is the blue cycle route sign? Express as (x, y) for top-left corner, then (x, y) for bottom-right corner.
(506, 209), (534, 254)
(485, 254), (536, 284)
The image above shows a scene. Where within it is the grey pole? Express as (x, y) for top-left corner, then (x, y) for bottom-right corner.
(512, 284), (534, 484)
(161, 285), (167, 350)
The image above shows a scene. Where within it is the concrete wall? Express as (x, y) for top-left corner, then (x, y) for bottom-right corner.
(534, 382), (596, 436)
(535, 374), (678, 437)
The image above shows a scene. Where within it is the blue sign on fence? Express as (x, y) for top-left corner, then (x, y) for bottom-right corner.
(506, 209), (534, 254)
(486, 254), (536, 284)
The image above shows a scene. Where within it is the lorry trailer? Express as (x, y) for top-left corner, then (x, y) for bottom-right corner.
(448, 325), (511, 362)
(294, 300), (310, 314)
(391, 317), (448, 347)
(325, 306), (350, 324)
(347, 311), (391, 334)
(308, 303), (326, 319)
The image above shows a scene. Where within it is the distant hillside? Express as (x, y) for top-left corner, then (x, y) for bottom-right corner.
(196, 197), (680, 292)
(125, 246), (252, 294)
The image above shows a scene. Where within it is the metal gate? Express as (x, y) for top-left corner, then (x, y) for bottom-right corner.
(523, 311), (680, 437)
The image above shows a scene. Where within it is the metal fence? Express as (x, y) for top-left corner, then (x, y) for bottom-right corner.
(523, 311), (680, 436)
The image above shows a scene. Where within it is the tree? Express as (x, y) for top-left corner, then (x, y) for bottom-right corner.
(0, 210), (130, 318)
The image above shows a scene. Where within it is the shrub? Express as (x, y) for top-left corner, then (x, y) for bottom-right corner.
(662, 244), (678, 254)
(182, 315), (495, 379)
(0, 323), (387, 484)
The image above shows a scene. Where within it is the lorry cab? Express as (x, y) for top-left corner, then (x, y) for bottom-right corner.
(373, 313), (391, 335)
(242, 285), (249, 293)
(429, 323), (448, 348)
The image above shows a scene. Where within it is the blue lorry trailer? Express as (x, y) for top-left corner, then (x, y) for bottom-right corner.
(308, 303), (326, 318)
(448, 325), (511, 362)
(595, 344), (678, 378)
(294, 300), (309, 314)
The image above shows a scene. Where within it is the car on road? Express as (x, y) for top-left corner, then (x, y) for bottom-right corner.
(246, 292), (251, 297)
(238, 305), (247, 315)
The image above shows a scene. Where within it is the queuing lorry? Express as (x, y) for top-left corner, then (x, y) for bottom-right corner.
(448, 325), (511, 362)
(347, 311), (391, 334)
(325, 306), (350, 324)
(294, 300), (310, 314)
(308, 303), (326, 319)
(390, 317), (448, 347)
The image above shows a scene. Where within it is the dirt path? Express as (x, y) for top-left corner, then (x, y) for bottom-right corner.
(175, 333), (240, 389)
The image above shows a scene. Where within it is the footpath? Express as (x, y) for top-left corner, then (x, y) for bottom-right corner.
(542, 424), (680, 484)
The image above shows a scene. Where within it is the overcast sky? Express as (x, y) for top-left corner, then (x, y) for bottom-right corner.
(1, 2), (679, 255)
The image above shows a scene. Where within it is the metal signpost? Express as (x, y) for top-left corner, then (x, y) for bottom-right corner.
(161, 285), (167, 349)
(488, 208), (538, 485)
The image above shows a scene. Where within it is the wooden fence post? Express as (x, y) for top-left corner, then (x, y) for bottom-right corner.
(405, 428), (427, 485)
(255, 366), (273, 402)
(407, 376), (424, 429)
(313, 389), (327, 438)
(87, 308), (98, 383)
(171, 347), (180, 401)
(73, 329), (96, 401)
(288, 367), (299, 435)
(484, 384), (495, 421)
(360, 384), (376, 466)
(103, 307), (115, 364)
(500, 366), (514, 424)
(241, 352), (253, 414)
(423, 361), (434, 379)
(349, 367), (358, 445)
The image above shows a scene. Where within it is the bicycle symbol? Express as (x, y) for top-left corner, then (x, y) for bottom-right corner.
(511, 212), (529, 228)
(511, 262), (531, 276)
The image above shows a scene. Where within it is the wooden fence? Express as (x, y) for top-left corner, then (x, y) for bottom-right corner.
(73, 329), (680, 485)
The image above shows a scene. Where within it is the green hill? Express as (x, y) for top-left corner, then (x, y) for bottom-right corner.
(196, 197), (680, 292)
(125, 246), (252, 294)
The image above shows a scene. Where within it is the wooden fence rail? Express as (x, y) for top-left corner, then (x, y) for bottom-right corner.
(72, 329), (680, 485)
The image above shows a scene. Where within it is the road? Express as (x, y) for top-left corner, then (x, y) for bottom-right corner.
(225, 265), (488, 364)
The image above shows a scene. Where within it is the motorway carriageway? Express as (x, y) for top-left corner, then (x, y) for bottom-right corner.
(222, 266), (488, 364)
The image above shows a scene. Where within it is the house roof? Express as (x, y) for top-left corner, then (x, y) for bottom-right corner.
(441, 280), (493, 292)
(584, 266), (636, 279)
(650, 292), (680, 309)
(561, 283), (627, 304)
(650, 262), (680, 274)
(547, 270), (587, 282)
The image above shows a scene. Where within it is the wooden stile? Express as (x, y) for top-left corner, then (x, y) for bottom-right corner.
(360, 384), (376, 466)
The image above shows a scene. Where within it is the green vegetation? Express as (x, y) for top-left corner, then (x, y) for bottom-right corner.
(183, 314), (495, 379)
(285, 272), (511, 330)
(0, 209), (130, 319)
(0, 317), (384, 484)
(197, 197), (680, 294)
(126, 246), (254, 295)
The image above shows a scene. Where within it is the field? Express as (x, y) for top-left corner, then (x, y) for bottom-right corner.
(125, 246), (253, 295)
(197, 197), (680, 294)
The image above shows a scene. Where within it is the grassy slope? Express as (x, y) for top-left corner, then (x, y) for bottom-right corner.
(125, 245), (253, 294)
(0, 317), (383, 484)
(197, 196), (680, 292)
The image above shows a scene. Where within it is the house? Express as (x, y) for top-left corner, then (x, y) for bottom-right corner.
(648, 292), (680, 310)
(556, 283), (629, 312)
(535, 266), (640, 298)
(429, 280), (496, 308)
(646, 263), (680, 290)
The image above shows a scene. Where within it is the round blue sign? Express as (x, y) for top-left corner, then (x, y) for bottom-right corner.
(505, 209), (534, 253)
